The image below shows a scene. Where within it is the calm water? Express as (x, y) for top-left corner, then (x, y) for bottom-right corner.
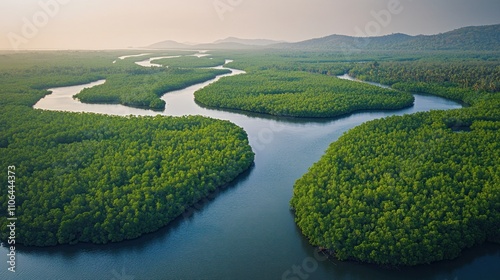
(4, 59), (499, 280)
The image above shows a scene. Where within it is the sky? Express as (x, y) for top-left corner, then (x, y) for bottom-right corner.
(0, 0), (499, 50)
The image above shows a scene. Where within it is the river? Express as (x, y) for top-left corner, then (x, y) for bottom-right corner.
(4, 58), (499, 280)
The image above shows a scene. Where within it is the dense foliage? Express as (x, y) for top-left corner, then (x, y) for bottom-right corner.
(0, 51), (230, 110)
(291, 107), (500, 265)
(0, 51), (116, 107)
(291, 52), (500, 265)
(195, 70), (414, 118)
(0, 51), (254, 246)
(76, 67), (229, 110)
(349, 59), (500, 96)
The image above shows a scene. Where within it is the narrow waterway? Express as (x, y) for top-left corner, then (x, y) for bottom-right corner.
(6, 58), (499, 280)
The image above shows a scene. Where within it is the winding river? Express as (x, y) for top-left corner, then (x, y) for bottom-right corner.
(4, 57), (499, 280)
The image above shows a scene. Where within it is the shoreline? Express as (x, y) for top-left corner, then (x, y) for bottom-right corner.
(4, 162), (256, 248)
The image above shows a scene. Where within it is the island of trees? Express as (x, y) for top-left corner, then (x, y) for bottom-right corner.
(290, 53), (500, 266)
(74, 53), (230, 110)
(291, 106), (499, 265)
(195, 69), (414, 118)
(0, 51), (254, 246)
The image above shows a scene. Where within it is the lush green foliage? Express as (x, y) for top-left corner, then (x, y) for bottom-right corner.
(347, 55), (500, 110)
(222, 50), (354, 74)
(0, 51), (117, 107)
(195, 70), (414, 118)
(151, 56), (227, 68)
(349, 59), (500, 94)
(0, 51), (254, 246)
(291, 107), (500, 265)
(291, 52), (500, 265)
(0, 51), (230, 111)
(0, 107), (254, 246)
(76, 68), (229, 110)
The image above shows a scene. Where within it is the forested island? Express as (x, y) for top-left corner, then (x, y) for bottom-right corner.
(76, 67), (230, 110)
(194, 69), (414, 118)
(288, 53), (500, 265)
(0, 51), (254, 245)
(74, 54), (231, 110)
(291, 106), (500, 265)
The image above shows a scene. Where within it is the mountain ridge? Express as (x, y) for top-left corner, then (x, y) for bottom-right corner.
(214, 37), (284, 46)
(279, 24), (500, 51)
(146, 24), (500, 51)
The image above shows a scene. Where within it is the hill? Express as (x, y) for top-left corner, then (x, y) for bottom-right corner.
(214, 37), (284, 46)
(148, 40), (190, 49)
(147, 37), (282, 50)
(398, 24), (500, 51)
(146, 24), (499, 51)
(279, 24), (500, 51)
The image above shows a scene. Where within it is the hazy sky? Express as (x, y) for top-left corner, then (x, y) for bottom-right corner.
(1, 0), (499, 50)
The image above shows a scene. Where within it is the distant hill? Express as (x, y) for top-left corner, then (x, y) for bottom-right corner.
(214, 37), (284, 46)
(148, 40), (190, 49)
(194, 42), (262, 50)
(146, 37), (283, 50)
(147, 24), (500, 51)
(277, 33), (413, 51)
(397, 24), (500, 51)
(279, 24), (500, 51)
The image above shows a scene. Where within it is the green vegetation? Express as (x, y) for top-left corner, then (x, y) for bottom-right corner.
(73, 52), (229, 111)
(291, 52), (500, 266)
(0, 51), (254, 246)
(151, 56), (227, 68)
(0, 108), (253, 246)
(349, 58), (500, 103)
(195, 70), (414, 118)
(0, 51), (230, 111)
(222, 49), (363, 74)
(0, 51), (116, 108)
(76, 67), (230, 110)
(291, 107), (500, 265)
